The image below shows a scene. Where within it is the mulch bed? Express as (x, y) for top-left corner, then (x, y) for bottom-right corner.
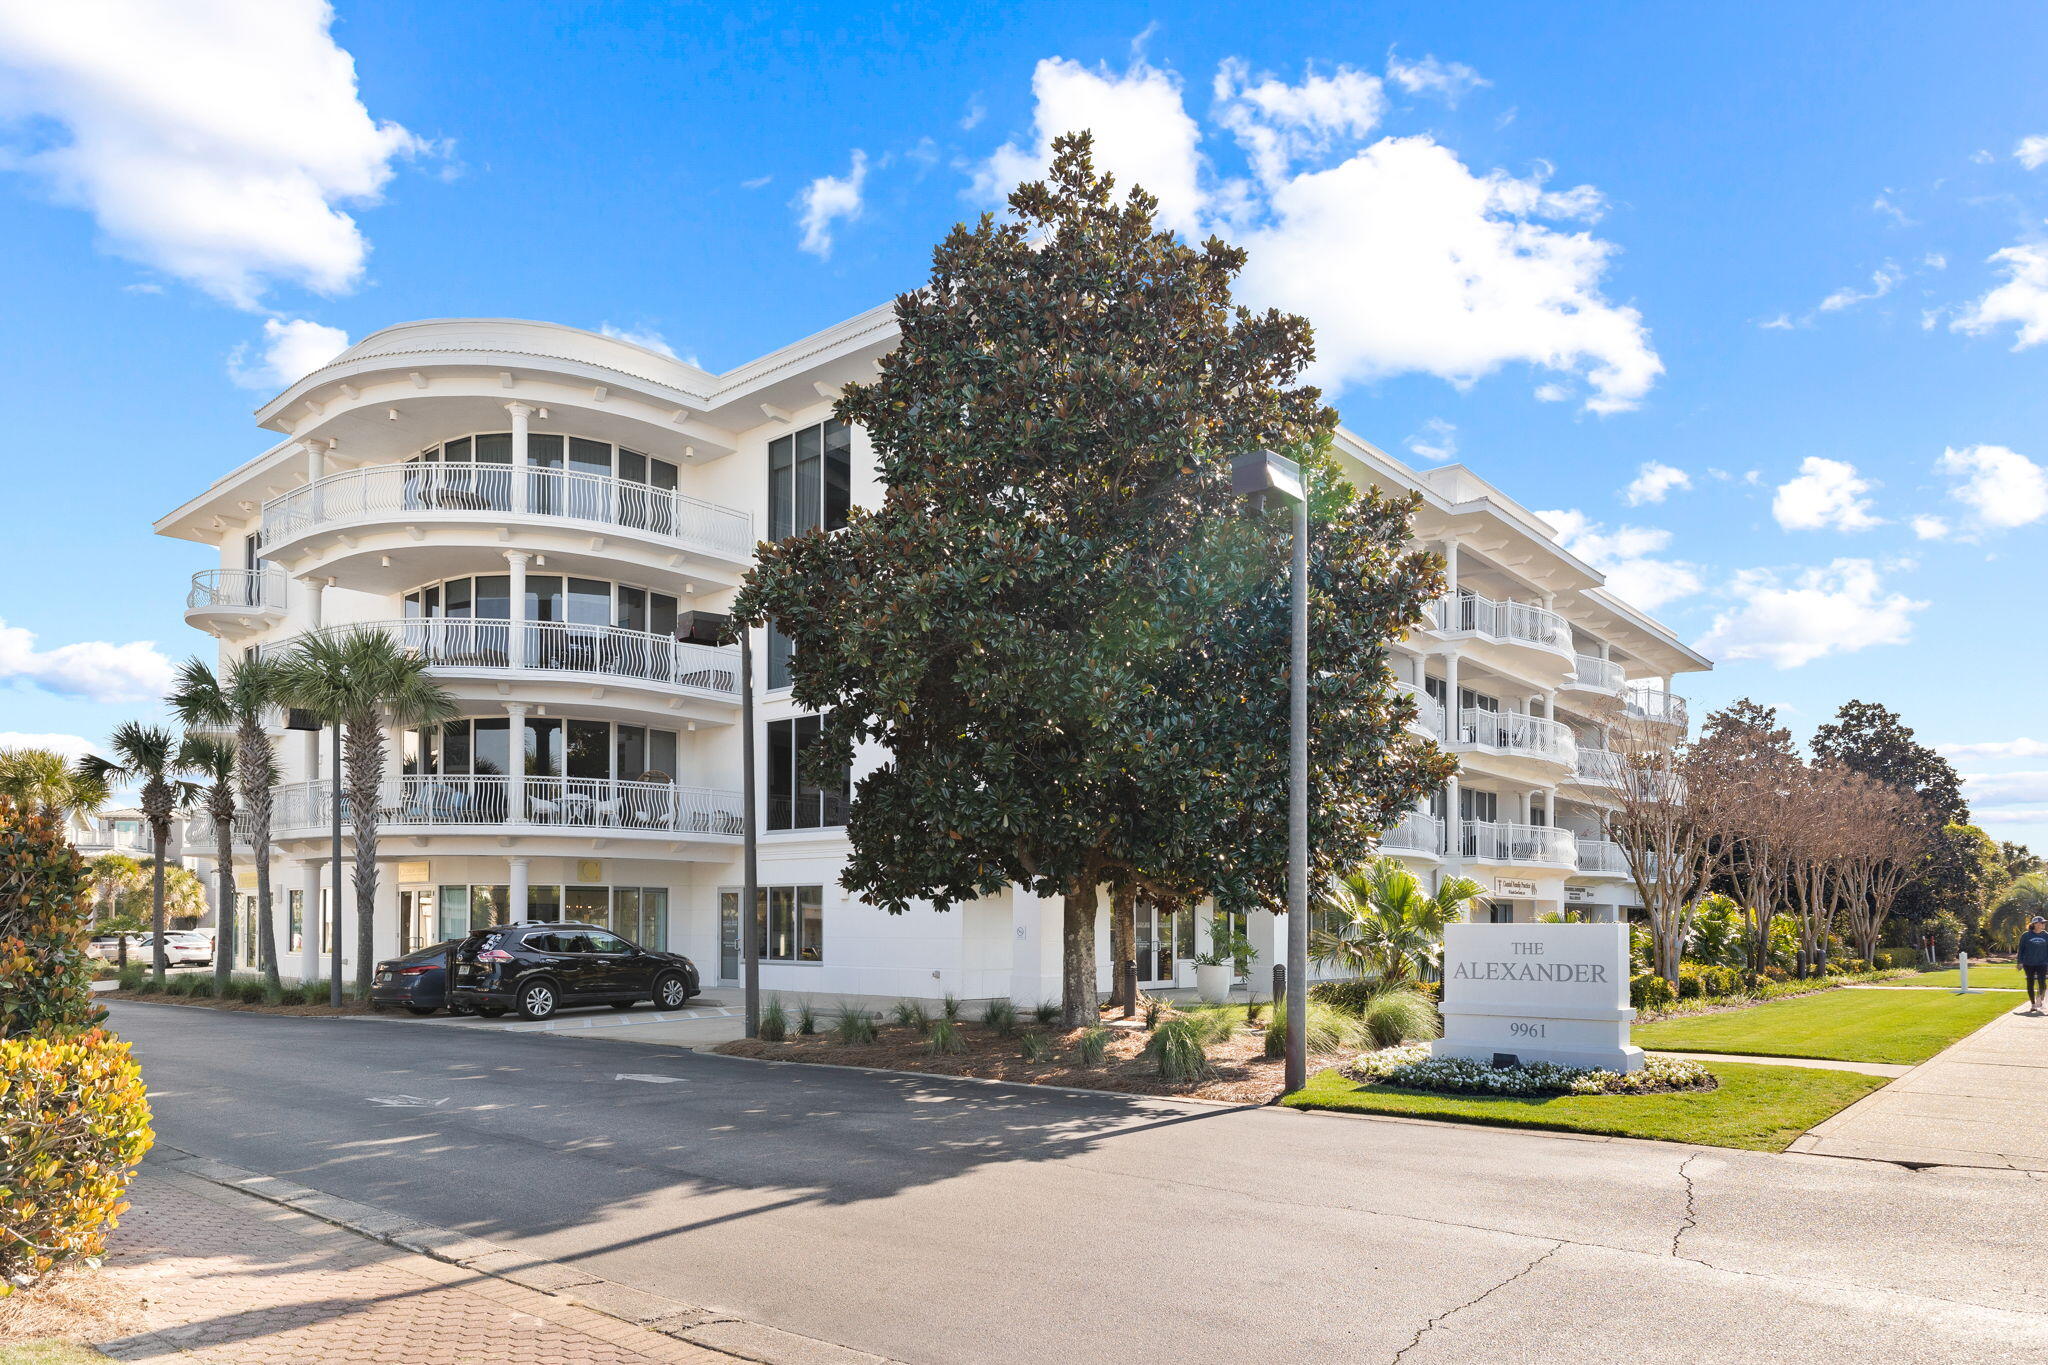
(100, 989), (380, 1017)
(715, 1015), (1353, 1105)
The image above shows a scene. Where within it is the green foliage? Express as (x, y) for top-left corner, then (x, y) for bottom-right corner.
(1631, 972), (1678, 1011)
(926, 1017), (967, 1055)
(1141, 994), (1164, 1029)
(980, 998), (1017, 1036)
(1985, 873), (2048, 952)
(1813, 700), (1967, 827)
(833, 1005), (877, 1045)
(939, 993), (961, 1020)
(1307, 977), (1397, 1014)
(1032, 1000), (1060, 1026)
(1363, 990), (1441, 1049)
(115, 962), (145, 993)
(890, 999), (930, 1032)
(1076, 1026), (1110, 1067)
(1678, 963), (1745, 999)
(1265, 997), (1369, 1058)
(1312, 859), (1482, 983)
(0, 799), (105, 1037)
(733, 132), (1452, 1027)
(1874, 947), (1923, 970)
(1924, 909), (1965, 959)
(1686, 894), (1749, 970)
(796, 998), (820, 1035)
(1020, 1031), (1053, 1062)
(758, 996), (789, 1042)
(1194, 916), (1258, 973)
(0, 749), (107, 819)
(0, 1028), (153, 1287)
(1143, 1017), (1219, 1082)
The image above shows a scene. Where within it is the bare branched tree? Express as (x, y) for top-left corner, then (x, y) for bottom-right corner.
(1598, 706), (1732, 989)
(1692, 701), (1801, 979)
(1783, 762), (1857, 976)
(1836, 774), (1933, 966)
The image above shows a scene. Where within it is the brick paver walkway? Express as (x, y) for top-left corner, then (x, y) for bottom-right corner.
(94, 1169), (734, 1364)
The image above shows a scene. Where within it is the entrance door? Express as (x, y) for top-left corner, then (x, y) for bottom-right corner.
(400, 888), (434, 950)
(718, 890), (740, 982)
(1133, 899), (1181, 985)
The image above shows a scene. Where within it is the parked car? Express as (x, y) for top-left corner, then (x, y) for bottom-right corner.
(371, 941), (458, 1015)
(141, 931), (213, 966)
(447, 921), (700, 1021)
(87, 932), (152, 961)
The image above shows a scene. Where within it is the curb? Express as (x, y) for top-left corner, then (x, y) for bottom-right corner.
(143, 1144), (897, 1365)
(699, 1044), (1268, 1111)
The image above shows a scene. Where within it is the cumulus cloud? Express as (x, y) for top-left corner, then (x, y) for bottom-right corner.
(0, 731), (98, 763)
(1958, 771), (2048, 806)
(1952, 240), (2048, 349)
(0, 618), (174, 704)
(1694, 559), (1924, 668)
(1405, 418), (1456, 462)
(1623, 460), (1690, 506)
(1817, 262), (1903, 312)
(795, 149), (868, 258)
(1911, 514), (1950, 541)
(226, 316), (349, 390)
(1384, 52), (1489, 106)
(1936, 443), (2048, 533)
(974, 54), (1662, 414)
(1941, 738), (2048, 758)
(2019, 135), (2048, 170)
(1771, 456), (1882, 532)
(1537, 509), (1702, 610)
(599, 322), (680, 359)
(0, 0), (428, 309)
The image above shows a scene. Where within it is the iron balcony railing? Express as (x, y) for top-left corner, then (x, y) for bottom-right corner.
(1575, 837), (1631, 876)
(187, 567), (284, 611)
(260, 462), (754, 560)
(1378, 810), (1444, 855)
(1394, 680), (1444, 738)
(1569, 653), (1626, 693)
(185, 810), (258, 847)
(1455, 707), (1577, 765)
(273, 775), (745, 837)
(1459, 820), (1578, 866)
(265, 618), (740, 697)
(1625, 686), (1688, 729)
(1426, 592), (1572, 654)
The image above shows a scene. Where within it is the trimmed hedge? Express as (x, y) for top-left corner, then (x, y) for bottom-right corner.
(1678, 962), (1744, 999)
(1630, 972), (1676, 1011)
(0, 1028), (153, 1286)
(0, 799), (104, 1037)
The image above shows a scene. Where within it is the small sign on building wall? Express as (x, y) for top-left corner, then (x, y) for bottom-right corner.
(1493, 877), (1538, 899)
(576, 860), (604, 883)
(1564, 886), (1596, 904)
(395, 860), (431, 884)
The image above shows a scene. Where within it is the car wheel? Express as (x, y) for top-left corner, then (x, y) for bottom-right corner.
(654, 973), (690, 1010)
(516, 980), (558, 1020)
(405, 1005), (438, 1016)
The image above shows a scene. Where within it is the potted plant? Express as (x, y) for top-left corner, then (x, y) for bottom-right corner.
(1194, 917), (1257, 1004)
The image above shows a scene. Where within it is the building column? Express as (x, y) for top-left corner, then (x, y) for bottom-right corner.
(1542, 692), (1555, 722)
(300, 859), (323, 981)
(505, 702), (529, 823)
(1443, 650), (1461, 735)
(302, 438), (328, 520)
(1442, 538), (1459, 594)
(505, 550), (529, 669)
(506, 401), (531, 515)
(509, 857), (530, 922)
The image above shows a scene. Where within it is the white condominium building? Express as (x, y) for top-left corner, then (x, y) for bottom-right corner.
(157, 311), (1707, 1005)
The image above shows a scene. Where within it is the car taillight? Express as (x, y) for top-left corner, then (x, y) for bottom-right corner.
(476, 949), (514, 963)
(399, 965), (433, 976)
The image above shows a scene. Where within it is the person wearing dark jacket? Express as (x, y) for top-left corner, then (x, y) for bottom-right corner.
(2019, 918), (2048, 1016)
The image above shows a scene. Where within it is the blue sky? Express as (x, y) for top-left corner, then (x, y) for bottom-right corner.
(2, 2), (2046, 845)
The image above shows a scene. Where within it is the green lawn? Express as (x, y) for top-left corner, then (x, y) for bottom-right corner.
(1632, 985), (2017, 1064)
(1284, 1059), (1886, 1152)
(1880, 964), (2029, 990)
(0, 1344), (112, 1365)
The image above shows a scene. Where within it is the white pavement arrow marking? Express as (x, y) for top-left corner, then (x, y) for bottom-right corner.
(614, 1073), (688, 1084)
(367, 1095), (450, 1107)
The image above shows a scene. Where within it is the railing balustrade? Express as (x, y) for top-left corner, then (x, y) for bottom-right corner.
(1575, 837), (1631, 876)
(187, 568), (284, 611)
(1569, 654), (1626, 692)
(1395, 680), (1444, 737)
(1378, 810), (1444, 855)
(260, 462), (754, 560)
(1624, 686), (1688, 728)
(273, 775), (744, 836)
(1575, 747), (1626, 785)
(264, 618), (740, 697)
(1426, 592), (1572, 653)
(1454, 707), (1577, 764)
(1459, 820), (1578, 866)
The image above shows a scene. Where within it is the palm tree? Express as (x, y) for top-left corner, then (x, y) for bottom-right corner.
(170, 656), (285, 986)
(277, 629), (455, 996)
(80, 724), (193, 987)
(84, 852), (148, 969)
(1313, 857), (1484, 984)
(0, 746), (109, 822)
(181, 732), (240, 995)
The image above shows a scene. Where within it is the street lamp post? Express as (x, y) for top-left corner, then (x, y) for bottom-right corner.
(740, 624), (761, 1038)
(1232, 449), (1309, 1094)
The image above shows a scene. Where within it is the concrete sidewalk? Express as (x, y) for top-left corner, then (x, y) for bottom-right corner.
(1792, 1003), (2048, 1171)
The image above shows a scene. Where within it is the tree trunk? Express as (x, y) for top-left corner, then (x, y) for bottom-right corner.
(1108, 881), (1136, 1011)
(1061, 875), (1100, 1029)
(212, 796), (237, 995)
(254, 848), (278, 986)
(150, 832), (168, 987)
(242, 715), (281, 987)
(346, 713), (386, 997)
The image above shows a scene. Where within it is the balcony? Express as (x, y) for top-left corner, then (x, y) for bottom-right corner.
(266, 619), (741, 705)
(257, 463), (755, 576)
(1378, 810), (1444, 857)
(185, 568), (286, 636)
(1574, 747), (1626, 787)
(1459, 820), (1578, 868)
(1453, 708), (1576, 769)
(272, 775), (744, 842)
(1625, 686), (1688, 730)
(1426, 592), (1572, 656)
(1574, 837), (1632, 878)
(1395, 680), (1444, 738)
(1565, 653), (1625, 695)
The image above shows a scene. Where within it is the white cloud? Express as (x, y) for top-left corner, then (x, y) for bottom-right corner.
(0, 731), (97, 763)
(2018, 135), (2048, 170)
(1817, 261), (1903, 312)
(1695, 558), (1924, 668)
(1758, 313), (1796, 330)
(974, 54), (1661, 414)
(1972, 148), (1997, 165)
(795, 149), (868, 258)
(0, 0), (427, 308)
(1537, 508), (1702, 610)
(1937, 443), (2048, 533)
(225, 316), (349, 390)
(598, 322), (679, 359)
(1623, 460), (1690, 506)
(1771, 456), (1883, 531)
(1952, 240), (2048, 349)
(1924, 252), (1947, 271)
(1871, 194), (1912, 227)
(1405, 418), (1456, 462)
(1911, 514), (1950, 540)
(1941, 738), (2048, 758)
(1384, 52), (1489, 106)
(0, 618), (174, 703)
(740, 174), (772, 190)
(1533, 382), (1570, 402)
(1959, 770), (2048, 805)
(960, 96), (986, 132)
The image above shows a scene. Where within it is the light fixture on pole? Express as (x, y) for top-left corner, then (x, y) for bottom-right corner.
(1231, 448), (1309, 1094)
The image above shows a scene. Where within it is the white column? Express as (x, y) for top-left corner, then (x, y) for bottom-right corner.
(1542, 692), (1555, 722)
(303, 439), (327, 520)
(1443, 650), (1461, 736)
(1442, 538), (1459, 594)
(508, 857), (530, 922)
(505, 703), (529, 822)
(506, 401), (531, 515)
(300, 860), (323, 981)
(505, 550), (529, 669)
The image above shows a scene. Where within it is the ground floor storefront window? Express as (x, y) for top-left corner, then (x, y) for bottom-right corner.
(717, 885), (824, 979)
(430, 883), (668, 949)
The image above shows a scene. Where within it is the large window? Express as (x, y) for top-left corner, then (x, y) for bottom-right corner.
(768, 418), (852, 541)
(767, 715), (850, 831)
(435, 883), (668, 948)
(718, 884), (824, 974)
(404, 574), (682, 637)
(404, 718), (680, 783)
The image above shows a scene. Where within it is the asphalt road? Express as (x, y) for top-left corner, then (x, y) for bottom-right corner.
(115, 1001), (2048, 1364)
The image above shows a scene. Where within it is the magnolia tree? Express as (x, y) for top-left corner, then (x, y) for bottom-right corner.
(736, 133), (1451, 1025)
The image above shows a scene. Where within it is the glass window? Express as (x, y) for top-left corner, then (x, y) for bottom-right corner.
(566, 721), (609, 780)
(525, 718), (562, 778)
(527, 574), (564, 623)
(527, 885), (561, 922)
(798, 886), (823, 961)
(569, 436), (612, 477)
(767, 716), (850, 831)
(474, 432), (511, 464)
(475, 574), (511, 621)
(473, 884), (513, 928)
(728, 884), (824, 963)
(719, 890), (739, 979)
(445, 435), (473, 463)
(617, 449), (646, 483)
(794, 713), (824, 831)
(769, 419), (855, 541)
(586, 931), (630, 954)
(768, 718), (795, 830)
(444, 577), (473, 619)
(650, 593), (678, 637)
(650, 728), (677, 779)
(528, 433), (564, 467)
(639, 888), (668, 951)
(566, 578), (611, 626)
(795, 425), (822, 534)
(616, 584), (646, 632)
(767, 623), (794, 690)
(289, 889), (304, 952)
(767, 886), (795, 960)
(437, 885), (471, 941)
(566, 885), (608, 927)
(616, 725), (646, 781)
(649, 459), (677, 491)
(768, 435), (794, 541)
(613, 887), (640, 943)
(823, 418), (852, 531)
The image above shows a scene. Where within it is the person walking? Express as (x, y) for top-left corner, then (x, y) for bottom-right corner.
(2019, 917), (2048, 1016)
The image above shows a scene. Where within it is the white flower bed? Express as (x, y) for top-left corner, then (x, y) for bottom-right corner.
(1341, 1043), (1715, 1097)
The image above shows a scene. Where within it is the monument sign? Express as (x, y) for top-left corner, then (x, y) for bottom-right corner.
(1433, 921), (1641, 1073)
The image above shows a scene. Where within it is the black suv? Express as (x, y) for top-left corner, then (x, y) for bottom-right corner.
(448, 922), (700, 1020)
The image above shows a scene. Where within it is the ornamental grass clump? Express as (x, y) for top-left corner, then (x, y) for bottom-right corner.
(891, 999), (931, 1032)
(940, 993), (962, 1020)
(1343, 1043), (1716, 1097)
(796, 998), (820, 1035)
(1033, 1000), (1060, 1026)
(1143, 1017), (1216, 1082)
(1020, 1031), (1053, 1063)
(926, 1017), (967, 1056)
(1362, 989), (1440, 1049)
(981, 998), (1017, 1036)
(833, 1005), (877, 1045)
(1265, 998), (1370, 1058)
(758, 995), (789, 1042)
(1075, 1026), (1111, 1067)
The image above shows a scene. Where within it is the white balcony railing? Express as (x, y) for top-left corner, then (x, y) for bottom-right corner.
(1575, 747), (1626, 786)
(1427, 592), (1572, 654)
(1459, 820), (1578, 867)
(77, 826), (151, 853)
(273, 775), (745, 837)
(1379, 810), (1444, 855)
(187, 568), (285, 612)
(1568, 654), (1625, 693)
(1625, 686), (1688, 729)
(1395, 680), (1444, 737)
(265, 619), (740, 698)
(186, 811), (257, 848)
(1454, 708), (1577, 765)
(1575, 837), (1631, 876)
(260, 463), (755, 560)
